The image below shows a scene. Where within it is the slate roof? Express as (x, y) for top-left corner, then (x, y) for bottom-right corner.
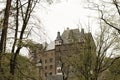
(61, 29), (81, 44)
(45, 28), (88, 51)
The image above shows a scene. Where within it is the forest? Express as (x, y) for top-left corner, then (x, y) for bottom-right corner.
(0, 0), (120, 80)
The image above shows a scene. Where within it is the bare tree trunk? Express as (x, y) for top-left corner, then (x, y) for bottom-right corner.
(0, 0), (12, 77)
(10, 0), (38, 78)
(11, 0), (19, 53)
(0, 0), (12, 53)
(10, 0), (19, 78)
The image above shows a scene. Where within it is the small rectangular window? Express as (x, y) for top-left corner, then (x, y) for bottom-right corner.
(45, 66), (47, 69)
(50, 58), (53, 62)
(49, 72), (52, 75)
(50, 65), (53, 69)
(45, 59), (47, 63)
(45, 73), (47, 77)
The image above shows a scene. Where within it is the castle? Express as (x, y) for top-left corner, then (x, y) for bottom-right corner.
(29, 28), (96, 80)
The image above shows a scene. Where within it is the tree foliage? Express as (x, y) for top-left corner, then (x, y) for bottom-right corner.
(0, 0), (62, 79)
(0, 53), (38, 80)
(59, 26), (120, 80)
(109, 58), (120, 80)
(0, 0), (54, 79)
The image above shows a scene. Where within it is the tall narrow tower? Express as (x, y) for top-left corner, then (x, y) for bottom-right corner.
(55, 32), (63, 46)
(55, 32), (63, 76)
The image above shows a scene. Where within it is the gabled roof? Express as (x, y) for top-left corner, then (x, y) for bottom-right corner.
(61, 28), (82, 44)
(45, 28), (90, 51)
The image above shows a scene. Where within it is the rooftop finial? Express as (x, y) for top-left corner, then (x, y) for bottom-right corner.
(56, 31), (61, 40)
(67, 27), (69, 30)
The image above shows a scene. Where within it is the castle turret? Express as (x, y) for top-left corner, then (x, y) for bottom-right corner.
(55, 32), (63, 75)
(55, 32), (63, 46)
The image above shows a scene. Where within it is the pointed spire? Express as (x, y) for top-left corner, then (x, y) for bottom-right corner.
(55, 31), (63, 45)
(56, 31), (62, 40)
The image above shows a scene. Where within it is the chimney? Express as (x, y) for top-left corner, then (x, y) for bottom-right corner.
(67, 27), (69, 30)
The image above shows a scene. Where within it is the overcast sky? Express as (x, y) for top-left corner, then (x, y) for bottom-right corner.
(0, 0), (99, 56)
(34, 0), (99, 42)
(0, 0), (99, 43)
